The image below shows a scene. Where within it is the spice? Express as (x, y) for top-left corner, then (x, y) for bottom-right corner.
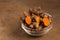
(25, 16), (31, 25)
(43, 17), (50, 26)
(35, 16), (40, 28)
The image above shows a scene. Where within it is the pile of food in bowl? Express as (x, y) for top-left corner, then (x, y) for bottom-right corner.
(20, 7), (52, 36)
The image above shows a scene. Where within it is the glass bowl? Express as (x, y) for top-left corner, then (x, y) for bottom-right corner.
(20, 13), (52, 36)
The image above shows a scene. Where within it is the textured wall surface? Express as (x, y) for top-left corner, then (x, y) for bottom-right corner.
(0, 0), (60, 40)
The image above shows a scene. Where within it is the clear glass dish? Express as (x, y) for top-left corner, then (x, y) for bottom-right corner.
(20, 13), (52, 36)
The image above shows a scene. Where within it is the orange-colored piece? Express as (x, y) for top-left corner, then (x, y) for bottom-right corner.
(35, 16), (40, 28)
(43, 17), (50, 26)
(25, 16), (31, 24)
(35, 16), (40, 23)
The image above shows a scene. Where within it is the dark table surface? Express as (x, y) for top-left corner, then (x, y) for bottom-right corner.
(0, 0), (60, 40)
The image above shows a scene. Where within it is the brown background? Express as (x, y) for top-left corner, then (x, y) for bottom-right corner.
(0, 0), (60, 40)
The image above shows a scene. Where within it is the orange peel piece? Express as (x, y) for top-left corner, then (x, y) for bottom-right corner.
(25, 16), (31, 24)
(43, 17), (50, 26)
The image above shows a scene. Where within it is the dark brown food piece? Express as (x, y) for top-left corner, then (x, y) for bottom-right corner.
(29, 7), (42, 16)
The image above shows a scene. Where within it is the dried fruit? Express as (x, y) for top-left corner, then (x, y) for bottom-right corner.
(36, 26), (42, 32)
(25, 16), (31, 25)
(22, 7), (52, 34)
(35, 16), (40, 28)
(35, 16), (40, 23)
(43, 17), (50, 26)
(30, 24), (33, 28)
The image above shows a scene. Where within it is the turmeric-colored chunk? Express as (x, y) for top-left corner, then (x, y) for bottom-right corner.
(25, 16), (31, 24)
(35, 16), (40, 23)
(35, 16), (40, 28)
(43, 17), (50, 26)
